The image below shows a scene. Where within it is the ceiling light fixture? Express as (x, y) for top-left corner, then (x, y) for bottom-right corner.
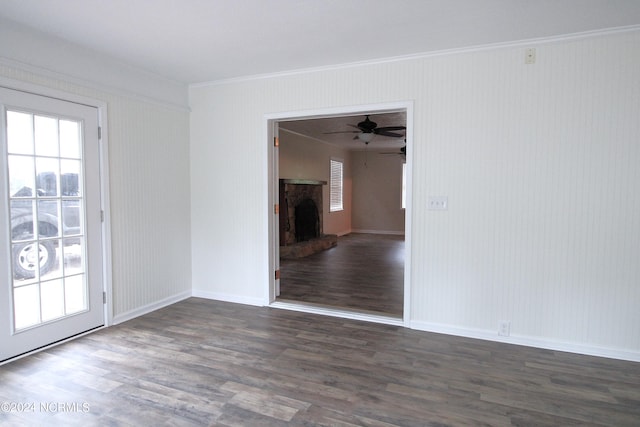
(357, 132), (374, 143)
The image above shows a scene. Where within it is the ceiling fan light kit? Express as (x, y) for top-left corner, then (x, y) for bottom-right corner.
(357, 132), (374, 143)
(326, 115), (406, 145)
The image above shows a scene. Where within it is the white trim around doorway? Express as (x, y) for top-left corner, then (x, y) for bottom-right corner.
(265, 101), (414, 327)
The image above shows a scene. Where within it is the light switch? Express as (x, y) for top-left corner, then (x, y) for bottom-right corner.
(428, 196), (448, 210)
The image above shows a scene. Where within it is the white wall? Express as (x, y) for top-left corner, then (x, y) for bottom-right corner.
(0, 28), (192, 322)
(279, 129), (351, 236)
(351, 151), (405, 234)
(190, 30), (640, 360)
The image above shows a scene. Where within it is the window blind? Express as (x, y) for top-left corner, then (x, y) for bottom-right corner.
(330, 159), (343, 212)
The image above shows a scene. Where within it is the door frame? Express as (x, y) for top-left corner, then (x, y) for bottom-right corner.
(265, 101), (413, 326)
(0, 77), (113, 349)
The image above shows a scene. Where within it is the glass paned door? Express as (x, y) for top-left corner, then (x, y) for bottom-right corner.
(1, 87), (104, 363)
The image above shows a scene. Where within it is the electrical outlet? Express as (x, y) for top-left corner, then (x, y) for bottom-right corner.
(499, 321), (511, 337)
(525, 48), (536, 64)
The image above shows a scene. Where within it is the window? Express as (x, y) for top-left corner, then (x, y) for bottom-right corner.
(330, 159), (343, 212)
(402, 162), (407, 209)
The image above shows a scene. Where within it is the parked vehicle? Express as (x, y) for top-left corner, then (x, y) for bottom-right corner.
(10, 172), (81, 279)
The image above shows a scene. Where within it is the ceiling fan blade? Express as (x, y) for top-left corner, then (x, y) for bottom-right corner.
(380, 145), (406, 155)
(375, 130), (404, 137)
(376, 126), (406, 132)
(327, 116), (405, 137)
(323, 130), (360, 134)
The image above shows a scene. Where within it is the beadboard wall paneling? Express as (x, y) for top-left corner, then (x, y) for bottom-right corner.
(190, 30), (640, 359)
(0, 64), (192, 319)
(106, 98), (192, 317)
(189, 81), (270, 304)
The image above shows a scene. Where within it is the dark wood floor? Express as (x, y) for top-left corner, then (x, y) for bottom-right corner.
(279, 233), (404, 317)
(1, 298), (639, 426)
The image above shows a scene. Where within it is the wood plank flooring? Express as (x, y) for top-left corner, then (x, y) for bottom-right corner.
(1, 298), (639, 426)
(279, 233), (404, 317)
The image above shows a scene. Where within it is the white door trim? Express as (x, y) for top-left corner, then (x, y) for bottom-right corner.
(265, 101), (414, 326)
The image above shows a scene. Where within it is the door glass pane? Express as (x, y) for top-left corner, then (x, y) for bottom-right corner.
(34, 115), (59, 157)
(63, 239), (84, 275)
(38, 200), (61, 237)
(61, 159), (81, 195)
(40, 279), (65, 322)
(10, 199), (35, 238)
(12, 241), (44, 281)
(13, 284), (40, 330)
(7, 111), (33, 155)
(65, 275), (86, 315)
(6, 109), (88, 331)
(8, 155), (35, 197)
(61, 199), (81, 236)
(60, 120), (81, 159)
(35, 158), (59, 196)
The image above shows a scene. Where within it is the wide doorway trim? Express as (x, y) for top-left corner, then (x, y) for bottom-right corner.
(265, 101), (414, 327)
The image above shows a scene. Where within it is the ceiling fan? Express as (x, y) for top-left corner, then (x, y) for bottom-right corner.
(324, 115), (405, 143)
(380, 144), (406, 159)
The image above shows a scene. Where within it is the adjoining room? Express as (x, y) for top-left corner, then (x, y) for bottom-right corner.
(276, 111), (408, 319)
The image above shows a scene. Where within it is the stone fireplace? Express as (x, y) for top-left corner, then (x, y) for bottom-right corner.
(279, 179), (337, 258)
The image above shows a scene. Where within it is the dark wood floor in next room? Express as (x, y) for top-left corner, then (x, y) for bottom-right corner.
(1, 298), (639, 426)
(278, 233), (405, 317)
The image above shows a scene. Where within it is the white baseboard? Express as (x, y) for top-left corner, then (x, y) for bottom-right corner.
(112, 290), (192, 325)
(110, 290), (640, 363)
(410, 320), (640, 363)
(192, 289), (264, 307)
(350, 229), (405, 236)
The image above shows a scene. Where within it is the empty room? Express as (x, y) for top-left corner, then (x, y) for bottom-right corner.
(1, 1), (640, 425)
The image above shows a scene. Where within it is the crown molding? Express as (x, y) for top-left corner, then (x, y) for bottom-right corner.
(0, 57), (190, 112)
(191, 25), (640, 89)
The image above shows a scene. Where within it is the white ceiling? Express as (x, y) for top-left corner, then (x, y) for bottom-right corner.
(0, 0), (639, 85)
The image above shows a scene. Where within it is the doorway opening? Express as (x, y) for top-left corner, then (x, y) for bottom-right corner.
(267, 102), (413, 326)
